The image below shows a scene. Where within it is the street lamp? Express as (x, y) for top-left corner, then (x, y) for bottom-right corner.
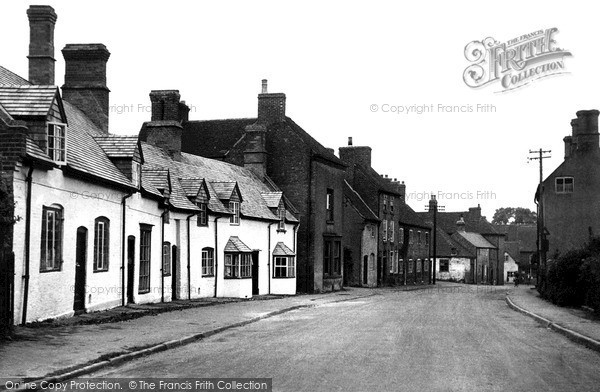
(425, 194), (444, 285)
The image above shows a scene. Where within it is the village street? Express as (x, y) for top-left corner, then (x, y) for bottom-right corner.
(82, 284), (600, 392)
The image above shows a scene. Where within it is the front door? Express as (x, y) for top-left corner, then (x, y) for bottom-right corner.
(252, 251), (259, 295)
(172, 245), (178, 300)
(127, 236), (135, 304)
(363, 256), (368, 285)
(74, 227), (87, 313)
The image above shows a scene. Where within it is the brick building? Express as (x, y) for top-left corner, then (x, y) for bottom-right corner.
(181, 80), (347, 293)
(539, 110), (600, 257)
(342, 180), (379, 287)
(338, 138), (431, 286)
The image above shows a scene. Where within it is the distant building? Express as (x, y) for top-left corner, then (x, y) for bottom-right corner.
(418, 205), (503, 285)
(431, 228), (473, 282)
(539, 110), (600, 257)
(339, 138), (431, 286)
(494, 224), (537, 280)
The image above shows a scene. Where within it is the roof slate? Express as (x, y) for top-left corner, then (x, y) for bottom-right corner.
(0, 65), (30, 86)
(224, 236), (253, 253)
(454, 231), (496, 249)
(0, 86), (58, 117)
(261, 191), (283, 209)
(63, 101), (134, 188)
(141, 142), (297, 222)
(417, 210), (498, 235)
(94, 135), (140, 159)
(434, 228), (474, 258)
(211, 181), (238, 200)
(343, 180), (379, 222)
(273, 242), (295, 256)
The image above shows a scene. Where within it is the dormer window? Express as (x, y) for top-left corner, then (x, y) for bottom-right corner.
(47, 123), (66, 164)
(197, 202), (208, 226)
(230, 201), (240, 225)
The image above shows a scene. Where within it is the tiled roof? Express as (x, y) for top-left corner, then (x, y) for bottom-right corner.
(25, 136), (53, 164)
(0, 66), (30, 86)
(343, 180), (379, 222)
(224, 236), (253, 253)
(143, 167), (170, 192)
(354, 163), (402, 196)
(94, 135), (140, 159)
(171, 178), (199, 211)
(63, 101), (134, 189)
(182, 118), (256, 159)
(141, 174), (162, 198)
(0, 86), (58, 117)
(141, 143), (297, 222)
(454, 231), (496, 249)
(211, 181), (238, 201)
(273, 242), (295, 256)
(434, 228), (474, 258)
(397, 202), (430, 229)
(261, 191), (283, 209)
(182, 116), (345, 167)
(179, 177), (205, 198)
(417, 210), (498, 235)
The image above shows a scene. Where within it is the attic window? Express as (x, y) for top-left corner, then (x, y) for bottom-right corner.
(197, 203), (208, 226)
(555, 177), (574, 193)
(230, 201), (240, 225)
(47, 123), (67, 164)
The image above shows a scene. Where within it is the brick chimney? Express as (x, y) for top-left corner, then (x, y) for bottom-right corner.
(564, 134), (573, 159)
(392, 179), (406, 202)
(257, 79), (286, 125)
(339, 137), (372, 167)
(468, 204), (482, 219)
(61, 44), (111, 133)
(243, 123), (267, 178)
(27, 6), (57, 85)
(572, 110), (600, 153)
(139, 90), (187, 161)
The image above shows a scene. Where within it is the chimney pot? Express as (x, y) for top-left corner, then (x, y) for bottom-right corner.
(348, 137), (353, 146)
(261, 79), (268, 94)
(257, 80), (286, 125)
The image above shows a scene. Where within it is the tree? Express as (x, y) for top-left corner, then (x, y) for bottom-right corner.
(492, 207), (536, 225)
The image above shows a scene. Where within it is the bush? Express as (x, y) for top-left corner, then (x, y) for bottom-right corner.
(579, 256), (600, 312)
(541, 237), (600, 312)
(545, 249), (587, 306)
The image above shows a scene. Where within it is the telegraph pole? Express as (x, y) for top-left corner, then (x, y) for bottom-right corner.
(426, 194), (445, 285)
(528, 148), (551, 289)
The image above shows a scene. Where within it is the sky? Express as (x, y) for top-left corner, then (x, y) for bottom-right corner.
(1, 0), (597, 220)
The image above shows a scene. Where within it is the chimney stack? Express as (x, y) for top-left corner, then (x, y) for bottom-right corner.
(243, 123), (268, 178)
(564, 135), (573, 159)
(339, 136), (372, 167)
(139, 90), (186, 161)
(61, 44), (111, 133)
(257, 79), (286, 125)
(27, 5), (57, 85)
(468, 204), (482, 219)
(572, 110), (600, 153)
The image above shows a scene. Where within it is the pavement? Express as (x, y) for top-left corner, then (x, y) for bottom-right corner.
(506, 284), (600, 352)
(0, 287), (380, 387)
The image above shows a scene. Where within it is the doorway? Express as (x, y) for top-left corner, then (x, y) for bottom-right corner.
(74, 227), (87, 313)
(127, 236), (135, 304)
(363, 255), (368, 285)
(172, 245), (178, 300)
(251, 251), (259, 295)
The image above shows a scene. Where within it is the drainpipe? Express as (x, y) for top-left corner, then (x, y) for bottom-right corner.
(213, 216), (224, 298)
(293, 223), (299, 253)
(186, 212), (197, 300)
(21, 165), (34, 325)
(267, 222), (275, 295)
(121, 193), (132, 306)
(306, 155), (313, 293)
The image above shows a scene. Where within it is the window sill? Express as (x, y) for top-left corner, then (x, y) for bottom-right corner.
(273, 276), (296, 279)
(202, 274), (215, 278)
(162, 273), (172, 277)
(276, 229), (287, 233)
(138, 290), (150, 295)
(224, 276), (252, 280)
(93, 269), (109, 273)
(39, 268), (62, 273)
